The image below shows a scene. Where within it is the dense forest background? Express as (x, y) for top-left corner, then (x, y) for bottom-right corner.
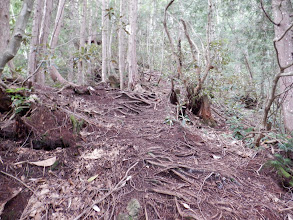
(1, 0), (293, 219)
(1, 0), (292, 136)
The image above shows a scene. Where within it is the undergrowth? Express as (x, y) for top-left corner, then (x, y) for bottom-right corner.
(223, 98), (293, 189)
(265, 134), (293, 188)
(6, 87), (31, 114)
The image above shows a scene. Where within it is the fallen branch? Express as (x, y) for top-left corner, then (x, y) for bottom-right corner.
(146, 201), (162, 219)
(175, 197), (203, 220)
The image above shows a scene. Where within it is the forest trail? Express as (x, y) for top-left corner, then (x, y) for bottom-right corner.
(0, 73), (292, 219)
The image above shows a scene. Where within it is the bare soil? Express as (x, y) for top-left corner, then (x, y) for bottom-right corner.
(1, 73), (293, 219)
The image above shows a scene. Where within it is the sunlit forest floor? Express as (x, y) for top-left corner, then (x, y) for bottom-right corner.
(0, 72), (292, 219)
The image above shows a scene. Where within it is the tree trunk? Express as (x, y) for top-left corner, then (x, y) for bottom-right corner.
(0, 0), (10, 57)
(78, 0), (87, 85)
(48, 0), (69, 85)
(28, 0), (44, 83)
(50, 0), (65, 49)
(36, 0), (53, 84)
(273, 0), (293, 132)
(128, 0), (138, 89)
(254, 0), (293, 146)
(118, 0), (127, 89)
(87, 1), (93, 79)
(0, 0), (16, 78)
(163, 0), (182, 79)
(0, 0), (35, 80)
(101, 0), (109, 82)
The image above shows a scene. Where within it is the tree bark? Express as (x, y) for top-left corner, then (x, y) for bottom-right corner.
(35, 0), (53, 84)
(163, 0), (182, 79)
(255, 0), (293, 145)
(102, 0), (109, 82)
(0, 0), (10, 56)
(50, 0), (66, 49)
(0, 0), (35, 80)
(48, 0), (69, 85)
(119, 0), (127, 89)
(128, 0), (138, 89)
(27, 0), (44, 83)
(0, 0), (15, 78)
(78, 0), (87, 85)
(273, 0), (293, 132)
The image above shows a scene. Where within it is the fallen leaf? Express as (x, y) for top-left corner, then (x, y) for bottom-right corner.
(87, 174), (99, 182)
(82, 149), (104, 160)
(88, 86), (95, 91)
(182, 203), (190, 209)
(93, 205), (101, 212)
(29, 157), (57, 167)
(212, 155), (221, 160)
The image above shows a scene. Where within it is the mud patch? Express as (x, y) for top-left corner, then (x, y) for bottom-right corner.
(16, 105), (78, 150)
(0, 175), (32, 220)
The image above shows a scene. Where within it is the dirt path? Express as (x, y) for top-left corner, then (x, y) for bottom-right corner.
(1, 74), (292, 219)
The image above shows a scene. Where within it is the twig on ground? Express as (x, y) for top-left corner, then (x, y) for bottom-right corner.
(146, 201), (162, 219)
(145, 206), (149, 220)
(197, 172), (214, 198)
(19, 130), (32, 148)
(171, 169), (194, 185)
(279, 206), (293, 212)
(175, 197), (203, 220)
(0, 171), (35, 194)
(256, 164), (264, 175)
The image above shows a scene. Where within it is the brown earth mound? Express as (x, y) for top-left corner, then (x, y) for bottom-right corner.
(0, 74), (292, 219)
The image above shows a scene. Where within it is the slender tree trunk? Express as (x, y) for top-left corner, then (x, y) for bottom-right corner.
(50, 0), (65, 49)
(87, 0), (93, 78)
(255, 0), (293, 145)
(102, 0), (109, 82)
(163, 0), (182, 79)
(128, 0), (138, 89)
(37, 0), (53, 84)
(0, 0), (16, 78)
(27, 0), (44, 82)
(5, 0), (17, 78)
(0, 0), (10, 57)
(157, 31), (165, 84)
(108, 21), (114, 75)
(146, 19), (151, 70)
(272, 0), (293, 132)
(48, 0), (68, 84)
(0, 0), (35, 81)
(68, 0), (78, 82)
(119, 0), (127, 89)
(78, 0), (87, 85)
